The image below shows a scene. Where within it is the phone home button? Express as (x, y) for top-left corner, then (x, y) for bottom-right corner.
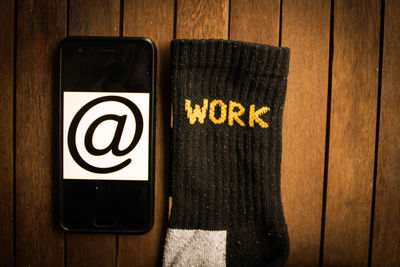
(93, 217), (117, 228)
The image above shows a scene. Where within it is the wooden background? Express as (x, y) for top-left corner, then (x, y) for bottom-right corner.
(0, 0), (399, 266)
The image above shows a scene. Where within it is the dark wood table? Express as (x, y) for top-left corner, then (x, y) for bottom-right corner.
(0, 0), (398, 266)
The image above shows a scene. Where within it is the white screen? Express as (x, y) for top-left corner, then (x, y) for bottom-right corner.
(63, 91), (150, 180)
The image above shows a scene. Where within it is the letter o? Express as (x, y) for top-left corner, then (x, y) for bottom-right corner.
(209, 99), (227, 124)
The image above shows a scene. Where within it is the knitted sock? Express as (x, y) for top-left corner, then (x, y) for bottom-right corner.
(163, 39), (290, 267)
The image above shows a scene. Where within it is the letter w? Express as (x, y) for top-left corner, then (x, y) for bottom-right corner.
(185, 99), (209, 124)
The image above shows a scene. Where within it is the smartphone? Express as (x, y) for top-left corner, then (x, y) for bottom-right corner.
(59, 37), (156, 233)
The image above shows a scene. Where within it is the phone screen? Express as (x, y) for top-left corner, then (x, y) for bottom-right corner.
(59, 38), (155, 233)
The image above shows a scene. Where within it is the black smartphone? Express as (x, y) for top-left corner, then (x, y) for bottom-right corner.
(59, 37), (156, 233)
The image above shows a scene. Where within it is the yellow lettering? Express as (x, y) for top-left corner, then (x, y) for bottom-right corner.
(209, 99), (227, 124)
(249, 105), (270, 128)
(185, 99), (209, 124)
(185, 98), (271, 129)
(228, 101), (245, 126)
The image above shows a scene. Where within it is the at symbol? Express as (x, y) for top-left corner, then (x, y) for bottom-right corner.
(68, 95), (143, 173)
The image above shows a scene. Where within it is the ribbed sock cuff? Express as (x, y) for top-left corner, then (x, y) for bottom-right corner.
(171, 39), (290, 77)
(170, 39), (290, 116)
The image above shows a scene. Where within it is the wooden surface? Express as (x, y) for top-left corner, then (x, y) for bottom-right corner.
(281, 1), (331, 265)
(230, 0), (280, 44)
(69, 0), (120, 37)
(0, 0), (14, 266)
(1, 0), (399, 266)
(15, 0), (66, 266)
(371, 0), (400, 265)
(176, 0), (228, 39)
(323, 0), (381, 265)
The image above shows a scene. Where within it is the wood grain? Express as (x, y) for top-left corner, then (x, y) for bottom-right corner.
(0, 0), (14, 266)
(119, 0), (174, 266)
(371, 0), (400, 265)
(69, 0), (120, 36)
(230, 0), (280, 44)
(323, 0), (380, 265)
(6, 1), (400, 265)
(176, 0), (229, 39)
(66, 0), (120, 266)
(66, 233), (116, 267)
(15, 0), (66, 265)
(281, 1), (330, 265)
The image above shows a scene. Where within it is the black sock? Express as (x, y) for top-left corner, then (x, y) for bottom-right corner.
(163, 39), (290, 267)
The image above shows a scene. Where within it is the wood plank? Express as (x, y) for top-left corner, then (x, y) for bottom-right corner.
(280, 0), (330, 265)
(66, 234), (116, 267)
(323, 0), (380, 265)
(0, 0), (14, 266)
(371, 0), (400, 265)
(66, 0), (120, 266)
(176, 0), (229, 39)
(230, 0), (280, 44)
(15, 0), (66, 266)
(69, 0), (120, 36)
(119, 0), (174, 266)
